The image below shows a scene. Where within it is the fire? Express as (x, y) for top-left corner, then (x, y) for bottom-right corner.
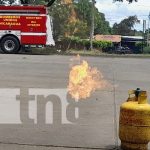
(68, 56), (107, 100)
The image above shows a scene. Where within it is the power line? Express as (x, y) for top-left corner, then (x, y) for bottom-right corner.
(104, 14), (150, 17)
(96, 3), (150, 8)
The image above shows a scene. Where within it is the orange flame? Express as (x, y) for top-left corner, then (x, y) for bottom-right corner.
(68, 56), (107, 100)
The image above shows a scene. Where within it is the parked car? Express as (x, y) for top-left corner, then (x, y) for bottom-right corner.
(115, 46), (132, 54)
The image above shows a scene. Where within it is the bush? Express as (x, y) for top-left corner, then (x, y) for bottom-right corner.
(135, 42), (147, 54)
(58, 36), (113, 50)
(59, 36), (112, 50)
(135, 42), (146, 48)
(143, 46), (150, 54)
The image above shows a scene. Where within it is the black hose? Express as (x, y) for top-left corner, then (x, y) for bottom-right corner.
(46, 0), (56, 7)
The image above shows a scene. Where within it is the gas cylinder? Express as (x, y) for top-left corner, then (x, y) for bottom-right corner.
(119, 88), (150, 150)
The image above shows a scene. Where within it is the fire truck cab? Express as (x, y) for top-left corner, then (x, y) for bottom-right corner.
(0, 5), (55, 53)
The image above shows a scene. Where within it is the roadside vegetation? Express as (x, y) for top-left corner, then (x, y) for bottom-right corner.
(143, 47), (150, 54)
(1, 0), (148, 56)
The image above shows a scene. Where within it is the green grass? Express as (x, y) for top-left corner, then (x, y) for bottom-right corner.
(22, 48), (150, 58)
(65, 50), (150, 58)
(65, 49), (102, 56)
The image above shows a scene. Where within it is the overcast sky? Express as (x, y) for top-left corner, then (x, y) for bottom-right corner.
(95, 0), (150, 31)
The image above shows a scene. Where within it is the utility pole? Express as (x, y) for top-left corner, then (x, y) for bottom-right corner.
(147, 12), (150, 46)
(142, 20), (146, 53)
(90, 0), (95, 50)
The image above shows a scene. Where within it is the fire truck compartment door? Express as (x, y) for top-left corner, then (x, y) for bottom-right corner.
(0, 30), (21, 41)
(21, 32), (47, 45)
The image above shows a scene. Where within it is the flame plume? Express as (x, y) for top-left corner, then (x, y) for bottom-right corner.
(68, 56), (107, 100)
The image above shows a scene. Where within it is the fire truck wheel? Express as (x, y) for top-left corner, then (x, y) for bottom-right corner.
(1, 36), (20, 54)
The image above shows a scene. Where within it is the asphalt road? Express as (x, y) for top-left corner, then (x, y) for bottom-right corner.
(0, 54), (150, 150)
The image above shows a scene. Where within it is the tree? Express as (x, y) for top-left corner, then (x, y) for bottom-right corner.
(94, 10), (111, 34)
(0, 0), (138, 5)
(114, 0), (137, 2)
(0, 0), (35, 4)
(75, 0), (111, 35)
(0, 0), (15, 4)
(112, 16), (140, 36)
(49, 0), (77, 39)
(0, 0), (53, 5)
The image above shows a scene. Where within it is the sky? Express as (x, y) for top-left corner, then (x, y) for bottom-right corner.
(95, 0), (150, 31)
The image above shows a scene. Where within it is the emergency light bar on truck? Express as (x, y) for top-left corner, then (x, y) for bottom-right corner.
(0, 2), (55, 53)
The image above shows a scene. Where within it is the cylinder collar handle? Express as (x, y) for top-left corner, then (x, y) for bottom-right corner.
(138, 91), (147, 104)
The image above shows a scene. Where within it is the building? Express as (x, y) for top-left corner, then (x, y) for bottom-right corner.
(94, 35), (121, 43)
(94, 34), (144, 53)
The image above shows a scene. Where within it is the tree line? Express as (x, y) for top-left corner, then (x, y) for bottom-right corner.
(0, 0), (141, 41)
(47, 0), (141, 41)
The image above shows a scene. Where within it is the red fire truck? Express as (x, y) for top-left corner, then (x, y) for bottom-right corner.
(0, 3), (55, 53)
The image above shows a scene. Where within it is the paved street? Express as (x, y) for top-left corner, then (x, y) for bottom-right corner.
(0, 54), (150, 150)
